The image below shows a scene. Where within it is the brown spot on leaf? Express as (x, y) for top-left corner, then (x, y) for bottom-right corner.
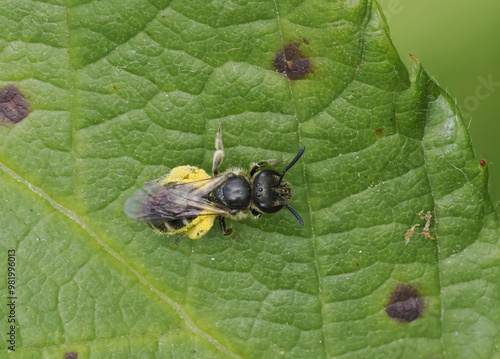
(65, 352), (78, 359)
(273, 42), (313, 80)
(0, 85), (30, 125)
(373, 127), (385, 137)
(385, 283), (424, 323)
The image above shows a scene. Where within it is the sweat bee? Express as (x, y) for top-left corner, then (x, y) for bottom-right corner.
(124, 124), (305, 241)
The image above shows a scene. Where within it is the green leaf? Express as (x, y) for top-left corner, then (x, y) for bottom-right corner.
(1, 0), (499, 358)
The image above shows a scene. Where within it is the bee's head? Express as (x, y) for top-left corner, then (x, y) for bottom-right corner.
(252, 147), (305, 226)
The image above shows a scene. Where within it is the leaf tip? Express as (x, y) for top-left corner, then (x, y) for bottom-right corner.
(409, 53), (420, 65)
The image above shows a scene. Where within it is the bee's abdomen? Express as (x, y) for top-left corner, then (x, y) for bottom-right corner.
(149, 216), (197, 233)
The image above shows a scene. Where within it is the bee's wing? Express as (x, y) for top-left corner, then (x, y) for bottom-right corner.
(124, 175), (231, 223)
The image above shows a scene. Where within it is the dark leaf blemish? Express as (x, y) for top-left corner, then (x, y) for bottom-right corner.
(273, 42), (313, 80)
(0, 85), (30, 125)
(385, 283), (424, 323)
(373, 127), (385, 137)
(65, 352), (78, 359)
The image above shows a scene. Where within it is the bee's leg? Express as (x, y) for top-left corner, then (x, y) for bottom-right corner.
(213, 123), (224, 176)
(173, 234), (184, 245)
(250, 159), (280, 177)
(219, 217), (233, 236)
(250, 208), (262, 218)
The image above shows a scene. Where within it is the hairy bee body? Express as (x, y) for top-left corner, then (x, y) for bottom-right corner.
(124, 125), (305, 241)
(124, 166), (216, 239)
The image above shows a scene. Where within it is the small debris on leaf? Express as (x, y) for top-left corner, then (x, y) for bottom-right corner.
(405, 210), (435, 244)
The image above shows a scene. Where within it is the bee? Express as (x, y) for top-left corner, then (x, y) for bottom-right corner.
(124, 124), (305, 241)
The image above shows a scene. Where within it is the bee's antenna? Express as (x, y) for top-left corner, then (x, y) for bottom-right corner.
(284, 204), (304, 226)
(277, 146), (305, 186)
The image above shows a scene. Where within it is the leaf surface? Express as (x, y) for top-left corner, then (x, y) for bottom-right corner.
(0, 0), (499, 358)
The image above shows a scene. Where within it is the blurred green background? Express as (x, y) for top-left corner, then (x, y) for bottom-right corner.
(379, 0), (500, 207)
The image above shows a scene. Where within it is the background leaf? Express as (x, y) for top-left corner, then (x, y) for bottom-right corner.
(379, 0), (500, 206)
(1, 0), (499, 358)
